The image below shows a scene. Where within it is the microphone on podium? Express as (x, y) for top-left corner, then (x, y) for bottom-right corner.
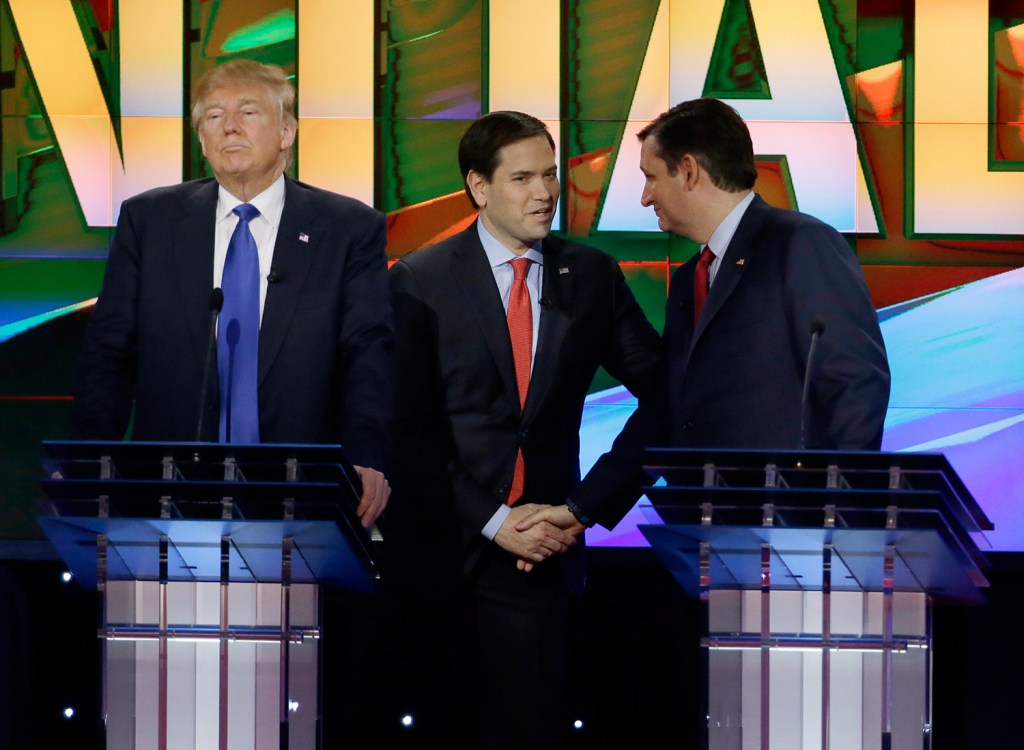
(798, 318), (826, 450)
(195, 288), (224, 442)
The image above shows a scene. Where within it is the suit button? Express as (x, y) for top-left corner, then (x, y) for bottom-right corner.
(515, 429), (529, 446)
(682, 421), (694, 431)
(498, 483), (509, 496)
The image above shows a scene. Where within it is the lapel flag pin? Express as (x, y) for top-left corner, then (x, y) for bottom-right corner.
(736, 258), (745, 266)
(559, 267), (569, 274)
(298, 232), (309, 243)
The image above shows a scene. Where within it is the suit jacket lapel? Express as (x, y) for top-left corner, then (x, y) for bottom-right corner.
(173, 180), (218, 368)
(258, 178), (319, 385)
(691, 194), (766, 347)
(453, 225), (520, 405)
(522, 238), (571, 421)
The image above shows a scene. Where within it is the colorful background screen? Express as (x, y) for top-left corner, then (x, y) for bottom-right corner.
(0, 1), (1021, 551)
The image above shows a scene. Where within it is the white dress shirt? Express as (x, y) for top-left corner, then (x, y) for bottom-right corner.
(212, 174), (286, 323)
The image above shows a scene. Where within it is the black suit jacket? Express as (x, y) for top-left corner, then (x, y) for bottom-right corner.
(665, 194), (889, 450)
(72, 177), (393, 471)
(387, 223), (662, 571)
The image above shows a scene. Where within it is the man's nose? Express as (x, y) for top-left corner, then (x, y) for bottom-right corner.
(222, 111), (242, 133)
(534, 178), (556, 200)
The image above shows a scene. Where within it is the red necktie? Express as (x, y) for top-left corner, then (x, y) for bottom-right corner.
(693, 245), (714, 326)
(506, 257), (532, 504)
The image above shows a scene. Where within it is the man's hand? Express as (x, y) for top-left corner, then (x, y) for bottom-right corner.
(513, 504), (588, 570)
(494, 503), (577, 570)
(353, 465), (389, 528)
(515, 504), (587, 536)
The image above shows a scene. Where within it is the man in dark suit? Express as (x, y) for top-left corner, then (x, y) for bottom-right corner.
(523, 100), (889, 542)
(386, 111), (662, 748)
(633, 98), (890, 451)
(71, 59), (392, 523)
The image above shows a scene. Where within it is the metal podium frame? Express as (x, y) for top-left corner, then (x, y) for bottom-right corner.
(37, 440), (378, 750)
(638, 448), (992, 750)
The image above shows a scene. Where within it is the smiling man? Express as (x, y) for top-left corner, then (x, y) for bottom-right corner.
(637, 98), (890, 452)
(385, 111), (663, 749)
(72, 59), (393, 524)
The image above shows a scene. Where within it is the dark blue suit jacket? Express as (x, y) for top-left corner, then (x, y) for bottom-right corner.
(72, 176), (393, 471)
(666, 194), (889, 450)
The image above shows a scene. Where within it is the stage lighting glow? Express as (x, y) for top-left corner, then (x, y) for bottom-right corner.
(573, 719), (584, 730)
(0, 298), (96, 343)
(221, 10), (296, 54)
(63, 707), (74, 719)
(61, 571), (72, 583)
(400, 714), (414, 728)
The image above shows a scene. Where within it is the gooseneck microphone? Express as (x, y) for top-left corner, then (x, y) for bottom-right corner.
(195, 288), (224, 442)
(798, 318), (826, 450)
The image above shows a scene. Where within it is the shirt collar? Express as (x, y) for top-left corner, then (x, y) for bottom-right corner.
(216, 173), (286, 227)
(476, 218), (545, 269)
(706, 190), (755, 259)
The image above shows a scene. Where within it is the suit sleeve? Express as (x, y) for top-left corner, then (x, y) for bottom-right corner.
(71, 203), (141, 440)
(784, 224), (890, 450)
(334, 210), (394, 472)
(569, 255), (667, 530)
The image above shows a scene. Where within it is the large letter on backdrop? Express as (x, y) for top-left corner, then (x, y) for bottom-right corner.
(489, 0), (561, 229)
(914, 1), (1024, 234)
(601, 0), (875, 233)
(296, 0), (375, 206)
(8, 0), (182, 227)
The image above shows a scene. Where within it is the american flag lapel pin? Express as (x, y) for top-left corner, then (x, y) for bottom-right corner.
(298, 232), (309, 243)
(559, 266), (569, 274)
(736, 258), (745, 266)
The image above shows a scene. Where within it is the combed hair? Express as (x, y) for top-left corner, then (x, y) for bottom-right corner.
(638, 98), (757, 192)
(191, 59), (296, 132)
(457, 111), (555, 208)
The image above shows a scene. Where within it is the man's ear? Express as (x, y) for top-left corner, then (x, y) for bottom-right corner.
(466, 170), (489, 208)
(280, 120), (297, 151)
(679, 154), (700, 190)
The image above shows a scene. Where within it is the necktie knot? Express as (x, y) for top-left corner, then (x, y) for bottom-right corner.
(697, 245), (714, 274)
(233, 203), (260, 225)
(509, 257), (530, 281)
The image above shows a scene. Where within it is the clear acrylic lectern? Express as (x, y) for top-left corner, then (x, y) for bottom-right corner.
(37, 440), (378, 750)
(639, 448), (991, 750)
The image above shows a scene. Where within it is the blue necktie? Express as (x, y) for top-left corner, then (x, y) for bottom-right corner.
(218, 203), (261, 443)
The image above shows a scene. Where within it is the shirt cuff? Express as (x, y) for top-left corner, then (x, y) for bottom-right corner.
(481, 504), (513, 540)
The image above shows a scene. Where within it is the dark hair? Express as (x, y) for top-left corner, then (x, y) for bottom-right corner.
(458, 111), (556, 208)
(637, 98), (757, 192)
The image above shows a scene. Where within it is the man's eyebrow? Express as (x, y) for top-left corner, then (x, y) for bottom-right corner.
(508, 166), (556, 177)
(205, 97), (262, 110)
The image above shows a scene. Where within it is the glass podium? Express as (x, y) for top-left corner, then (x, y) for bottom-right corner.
(37, 441), (378, 750)
(639, 448), (991, 750)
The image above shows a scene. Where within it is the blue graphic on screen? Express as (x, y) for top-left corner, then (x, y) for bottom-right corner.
(582, 266), (1024, 551)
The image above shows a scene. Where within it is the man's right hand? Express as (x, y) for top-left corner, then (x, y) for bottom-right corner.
(493, 503), (577, 568)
